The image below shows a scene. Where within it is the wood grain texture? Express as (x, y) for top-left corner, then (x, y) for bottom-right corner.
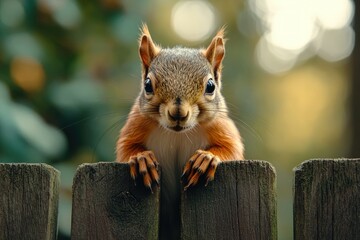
(294, 159), (360, 240)
(0, 163), (60, 240)
(180, 160), (277, 240)
(71, 162), (159, 240)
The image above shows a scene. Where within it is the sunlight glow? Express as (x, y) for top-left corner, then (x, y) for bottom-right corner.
(266, 11), (317, 52)
(314, 0), (354, 29)
(171, 0), (217, 42)
(315, 27), (355, 62)
(256, 37), (297, 74)
(246, 0), (355, 74)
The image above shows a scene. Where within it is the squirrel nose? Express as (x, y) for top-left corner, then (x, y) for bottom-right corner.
(168, 110), (189, 122)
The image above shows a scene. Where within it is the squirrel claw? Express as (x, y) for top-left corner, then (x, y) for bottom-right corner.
(147, 184), (154, 194)
(128, 150), (160, 190)
(182, 150), (220, 189)
(182, 160), (192, 178)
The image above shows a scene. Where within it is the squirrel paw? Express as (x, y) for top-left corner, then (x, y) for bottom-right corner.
(182, 150), (221, 190)
(129, 150), (159, 191)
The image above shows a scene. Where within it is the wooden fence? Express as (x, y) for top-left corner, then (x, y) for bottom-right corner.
(0, 159), (359, 240)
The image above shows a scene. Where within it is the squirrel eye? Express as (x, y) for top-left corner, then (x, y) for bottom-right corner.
(144, 77), (153, 94)
(205, 78), (215, 95)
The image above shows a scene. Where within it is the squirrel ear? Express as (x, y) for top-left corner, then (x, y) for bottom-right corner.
(139, 24), (160, 70)
(204, 28), (226, 78)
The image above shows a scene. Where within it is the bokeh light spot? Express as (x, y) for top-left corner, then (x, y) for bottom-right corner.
(38, 0), (81, 28)
(52, 0), (81, 29)
(250, 0), (355, 73)
(4, 32), (43, 59)
(266, 11), (318, 52)
(315, 26), (355, 62)
(256, 36), (297, 74)
(171, 0), (216, 42)
(12, 104), (67, 158)
(0, 0), (24, 27)
(314, 0), (354, 30)
(10, 57), (45, 93)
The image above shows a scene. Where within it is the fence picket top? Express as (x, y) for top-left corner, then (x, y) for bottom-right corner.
(294, 158), (360, 240)
(0, 163), (60, 240)
(294, 158), (360, 172)
(181, 160), (277, 240)
(0, 162), (60, 175)
(71, 162), (160, 240)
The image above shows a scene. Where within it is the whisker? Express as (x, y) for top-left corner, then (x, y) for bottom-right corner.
(117, 102), (264, 145)
(184, 130), (193, 144)
(60, 112), (126, 130)
(92, 118), (123, 162)
(198, 107), (264, 143)
(235, 119), (263, 143)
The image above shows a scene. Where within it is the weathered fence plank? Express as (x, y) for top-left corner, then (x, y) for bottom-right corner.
(71, 162), (160, 240)
(294, 159), (360, 240)
(181, 160), (277, 240)
(0, 163), (60, 240)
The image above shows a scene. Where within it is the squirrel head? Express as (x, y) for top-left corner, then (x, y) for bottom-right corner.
(137, 24), (227, 132)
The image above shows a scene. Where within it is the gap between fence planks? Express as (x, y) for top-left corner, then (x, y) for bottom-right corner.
(181, 160), (277, 240)
(294, 159), (360, 240)
(0, 163), (60, 240)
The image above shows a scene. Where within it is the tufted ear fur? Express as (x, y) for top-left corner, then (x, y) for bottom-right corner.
(139, 24), (160, 74)
(204, 28), (226, 80)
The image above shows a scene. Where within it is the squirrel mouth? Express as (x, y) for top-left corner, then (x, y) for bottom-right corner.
(168, 124), (191, 132)
(170, 125), (185, 132)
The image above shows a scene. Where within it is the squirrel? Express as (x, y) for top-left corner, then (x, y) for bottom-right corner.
(115, 24), (244, 239)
